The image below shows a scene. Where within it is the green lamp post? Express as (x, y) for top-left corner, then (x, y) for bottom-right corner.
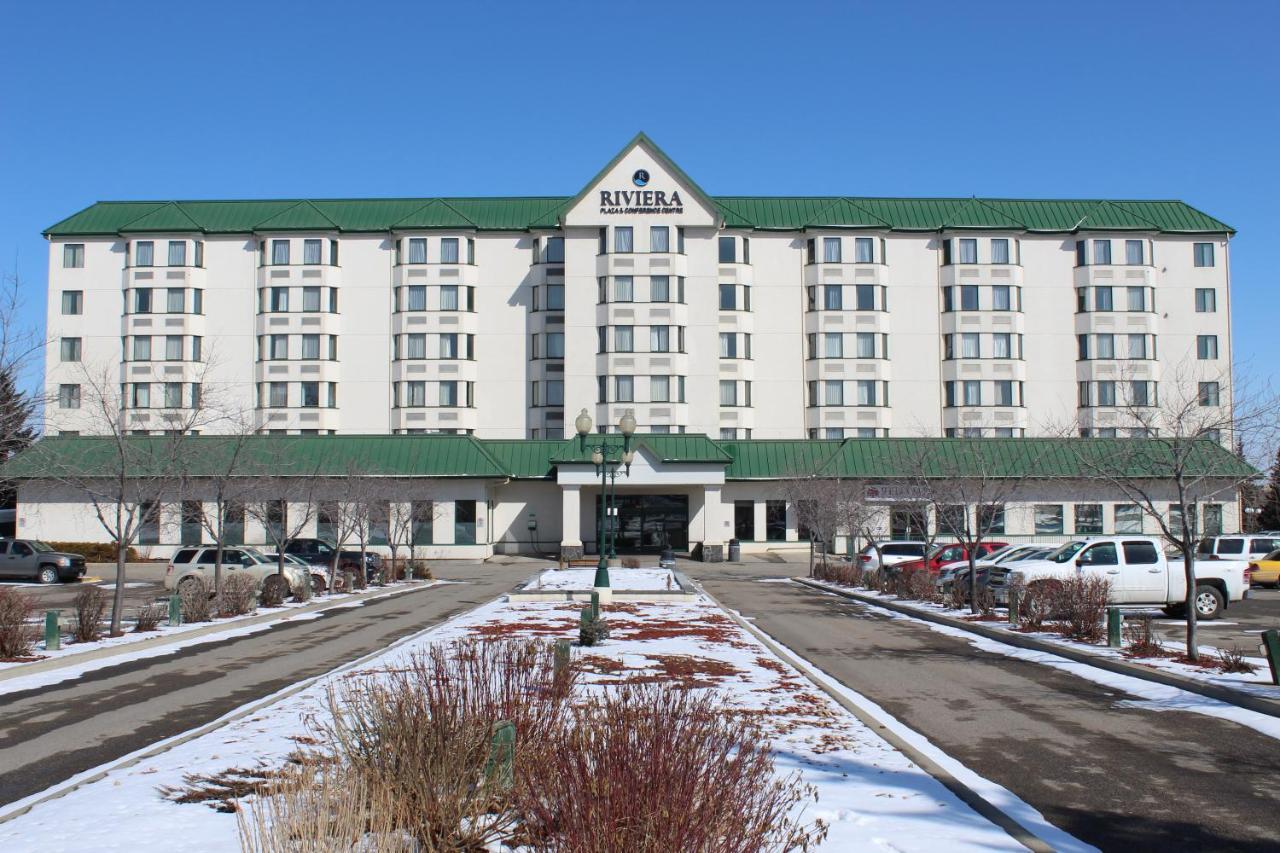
(574, 407), (636, 590)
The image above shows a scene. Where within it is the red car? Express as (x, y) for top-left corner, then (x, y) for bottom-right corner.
(895, 541), (1010, 575)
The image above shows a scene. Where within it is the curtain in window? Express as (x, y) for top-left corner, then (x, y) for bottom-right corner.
(167, 289), (184, 313)
(439, 381), (458, 406)
(136, 242), (154, 267)
(405, 334), (426, 359)
(855, 237), (874, 263)
(168, 241), (186, 266)
(991, 239), (1009, 264)
(615, 376), (633, 402)
(823, 238), (841, 263)
(856, 380), (875, 406)
(1128, 335), (1146, 359)
(963, 381), (981, 405)
(1126, 240), (1143, 265)
(406, 286), (427, 311)
(440, 286), (460, 310)
(272, 241), (290, 265)
(166, 336), (183, 360)
(993, 334), (1011, 358)
(1127, 287), (1145, 311)
(439, 334), (457, 358)
(614, 228), (633, 253)
(650, 326), (669, 352)
(440, 239), (459, 263)
(824, 285), (842, 310)
(961, 334), (980, 359)
(959, 240), (977, 264)
(825, 380), (843, 406)
(614, 277), (634, 302)
(1095, 287), (1113, 311)
(134, 336), (151, 360)
(303, 240), (322, 265)
(651, 375), (670, 402)
(1093, 240), (1111, 264)
(302, 335), (320, 359)
(824, 333), (842, 358)
(614, 326), (633, 352)
(408, 238), (427, 264)
(650, 227), (669, 253)
(992, 286), (1011, 310)
(719, 381), (736, 406)
(856, 333), (875, 358)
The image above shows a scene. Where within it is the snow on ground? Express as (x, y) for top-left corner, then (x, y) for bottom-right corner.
(0, 591), (1068, 852)
(807, 579), (1280, 700)
(527, 566), (675, 590)
(0, 582), (437, 696)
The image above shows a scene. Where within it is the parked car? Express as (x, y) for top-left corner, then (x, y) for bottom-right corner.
(165, 546), (308, 595)
(938, 544), (1059, 596)
(261, 552), (332, 592)
(896, 541), (1010, 576)
(856, 541), (927, 570)
(1197, 534), (1280, 563)
(993, 536), (1250, 619)
(0, 539), (87, 584)
(1247, 548), (1280, 588)
(283, 538), (381, 580)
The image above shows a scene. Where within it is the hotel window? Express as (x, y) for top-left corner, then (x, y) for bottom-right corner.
(545, 332), (564, 358)
(1096, 333), (1115, 359)
(994, 380), (1015, 406)
(407, 238), (427, 264)
(979, 505), (1006, 536)
(59, 384), (80, 409)
(855, 332), (876, 358)
(718, 236), (736, 263)
(958, 238), (978, 264)
(440, 285), (460, 311)
(650, 326), (669, 352)
(544, 283), (565, 310)
(167, 288), (184, 313)
(963, 380), (981, 406)
(991, 239), (1010, 264)
(855, 284), (876, 311)
(195, 241), (204, 266)
(1125, 239), (1144, 265)
(614, 227), (633, 253)
(269, 287), (288, 312)
(165, 335), (183, 361)
(300, 239), (320, 265)
(440, 238), (460, 263)
(133, 336), (152, 360)
(1129, 380), (1154, 407)
(824, 285), (842, 310)
(1126, 286), (1147, 312)
(613, 276), (634, 302)
(131, 383), (151, 408)
(992, 284), (1012, 311)
(193, 289), (203, 313)
(719, 284), (734, 310)
(806, 239), (816, 265)
(1035, 504), (1064, 534)
(167, 241), (186, 266)
(615, 375), (634, 403)
(546, 379), (564, 406)
(1197, 335), (1218, 360)
(439, 380), (460, 406)
(400, 333), (423, 359)
(63, 244), (84, 268)
(765, 501), (787, 541)
(1094, 286), (1113, 311)
(268, 382), (287, 407)
(404, 285), (427, 312)
(135, 241), (155, 267)
(720, 380), (737, 406)
(650, 226), (669, 253)
(1097, 380), (1116, 406)
(1074, 504), (1104, 535)
(545, 237), (564, 263)
(1114, 504), (1143, 533)
(301, 334), (320, 360)
(823, 237), (841, 263)
(960, 332), (980, 359)
(1092, 239), (1112, 265)
(855, 380), (879, 406)
(993, 333), (1012, 359)
(649, 276), (670, 302)
(855, 237), (874, 263)
(267, 334), (287, 359)
(720, 332), (737, 358)
(60, 337), (81, 362)
(614, 326), (634, 353)
(1127, 334), (1148, 360)
(134, 287), (152, 313)
(61, 290), (83, 315)
(823, 333), (843, 358)
(960, 285), (979, 311)
(1199, 381), (1220, 407)
(271, 240), (290, 265)
(650, 375), (670, 402)
(164, 382), (182, 408)
(404, 381), (426, 407)
(466, 238), (474, 264)
(439, 333), (459, 359)
(1195, 288), (1216, 312)
(1194, 242), (1215, 267)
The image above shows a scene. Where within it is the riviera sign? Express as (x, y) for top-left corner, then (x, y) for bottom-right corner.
(599, 189), (684, 215)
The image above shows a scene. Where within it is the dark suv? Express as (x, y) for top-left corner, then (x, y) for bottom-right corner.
(283, 538), (381, 579)
(0, 539), (87, 584)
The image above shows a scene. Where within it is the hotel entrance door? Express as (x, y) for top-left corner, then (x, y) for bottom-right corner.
(606, 494), (689, 553)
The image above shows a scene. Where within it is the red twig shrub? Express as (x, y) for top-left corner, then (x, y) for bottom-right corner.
(1019, 580), (1058, 632)
(0, 588), (38, 658)
(1052, 576), (1111, 643)
(73, 586), (108, 643)
(515, 682), (827, 853)
(1217, 645), (1258, 674)
(1122, 614), (1167, 657)
(813, 560), (864, 588)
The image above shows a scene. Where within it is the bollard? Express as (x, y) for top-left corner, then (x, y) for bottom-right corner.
(1260, 629), (1280, 687)
(484, 720), (516, 788)
(44, 610), (61, 651)
(553, 639), (571, 682)
(1107, 607), (1123, 648)
(1007, 587), (1020, 627)
(590, 590), (600, 622)
(168, 594), (182, 627)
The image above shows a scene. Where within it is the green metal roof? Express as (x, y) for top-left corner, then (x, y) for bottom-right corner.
(3, 435), (1252, 481)
(45, 197), (1233, 237)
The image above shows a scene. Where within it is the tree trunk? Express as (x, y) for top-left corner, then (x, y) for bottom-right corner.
(968, 550), (979, 615)
(214, 539), (224, 600)
(110, 502), (126, 636)
(1183, 536), (1199, 662)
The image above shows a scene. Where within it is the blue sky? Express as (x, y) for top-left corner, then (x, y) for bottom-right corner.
(2, 0), (1277, 393)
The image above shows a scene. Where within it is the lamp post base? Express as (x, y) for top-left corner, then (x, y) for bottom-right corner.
(593, 559), (611, 590)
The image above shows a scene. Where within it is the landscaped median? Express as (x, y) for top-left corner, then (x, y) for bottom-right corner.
(0, 566), (1083, 852)
(795, 575), (1280, 722)
(0, 580), (441, 695)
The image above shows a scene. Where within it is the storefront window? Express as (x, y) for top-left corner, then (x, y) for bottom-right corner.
(765, 500), (786, 541)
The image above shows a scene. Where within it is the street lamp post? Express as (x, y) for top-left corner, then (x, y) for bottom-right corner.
(574, 407), (637, 591)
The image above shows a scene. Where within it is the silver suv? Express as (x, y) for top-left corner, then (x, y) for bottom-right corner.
(0, 539), (87, 584)
(164, 546), (309, 594)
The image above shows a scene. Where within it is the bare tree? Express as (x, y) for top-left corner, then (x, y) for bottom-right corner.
(1055, 362), (1276, 660)
(0, 267), (49, 499)
(179, 410), (258, 598)
(782, 476), (886, 573)
(243, 472), (323, 586)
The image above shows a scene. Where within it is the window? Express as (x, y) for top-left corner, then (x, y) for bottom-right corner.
(855, 284), (875, 311)
(546, 379), (563, 406)
(134, 288), (153, 313)
(822, 284), (843, 310)
(1194, 242), (1215, 267)
(649, 226), (669, 252)
(135, 241), (154, 267)
(1079, 542), (1118, 566)
(823, 237), (842, 263)
(1202, 504), (1224, 536)
(301, 334), (320, 360)
(1197, 335), (1218, 360)
(131, 383), (151, 408)
(1035, 504), (1064, 534)
(453, 500), (478, 545)
(138, 501), (160, 546)
(440, 285), (460, 311)
(1094, 286), (1113, 311)
(543, 236), (564, 264)
(615, 375), (633, 402)
(718, 236), (736, 263)
(765, 500), (786, 541)
(1128, 334), (1147, 359)
(1130, 380), (1153, 407)
(650, 326), (669, 353)
(269, 287), (288, 312)
(1198, 381), (1220, 407)
(439, 333), (458, 359)
(991, 239), (1010, 264)
(61, 290), (83, 315)
(59, 384), (80, 409)
(856, 332), (876, 358)
(167, 240), (186, 267)
(719, 284), (736, 310)
(958, 238), (978, 264)
(545, 332), (564, 358)
(994, 380), (1015, 406)
(404, 333), (426, 359)
(271, 240), (289, 265)
(268, 334), (287, 359)
(993, 333), (1012, 359)
(133, 336), (152, 360)
(165, 335), (183, 361)
(1125, 239), (1144, 265)
(301, 239), (321, 265)
(992, 285), (1012, 311)
(1195, 288), (1217, 312)
(164, 381), (182, 407)
(405, 285), (427, 311)
(268, 382), (287, 407)
(404, 381), (426, 407)
(613, 227), (633, 254)
(614, 326), (634, 352)
(1095, 334), (1115, 359)
(650, 375), (670, 402)
(650, 276), (669, 302)
(960, 333), (980, 359)
(963, 380), (981, 406)
(1092, 239), (1112, 265)
(978, 505), (1005, 536)
(613, 276), (634, 303)
(63, 244), (85, 268)
(1074, 504), (1104, 534)
(407, 238), (427, 264)
(299, 381), (319, 408)
(440, 238), (460, 263)
(855, 380), (878, 406)
(720, 333), (737, 358)
(59, 337), (81, 362)
(1075, 240), (1086, 266)
(855, 237), (874, 263)
(1097, 380), (1116, 407)
(960, 285), (979, 310)
(162, 287), (183, 313)
(823, 332), (843, 358)
(719, 380), (737, 406)
(410, 501), (434, 545)
(1127, 286), (1146, 312)
(1114, 504), (1143, 534)
(825, 380), (844, 406)
(734, 500), (755, 540)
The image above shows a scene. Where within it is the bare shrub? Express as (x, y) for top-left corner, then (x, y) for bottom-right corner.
(217, 572), (258, 618)
(72, 585), (109, 643)
(179, 576), (213, 623)
(0, 588), (37, 659)
(903, 567), (938, 603)
(133, 602), (166, 633)
(1053, 576), (1112, 643)
(974, 585), (996, 616)
(817, 559), (865, 589)
(291, 577), (313, 603)
(1020, 580), (1058, 632)
(410, 559), (433, 580)
(515, 682), (828, 853)
(1122, 614), (1167, 657)
(948, 579), (967, 611)
(259, 574), (288, 608)
(1217, 644), (1258, 674)
(621, 557), (641, 569)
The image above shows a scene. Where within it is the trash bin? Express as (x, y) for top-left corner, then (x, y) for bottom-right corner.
(658, 547), (676, 569)
(727, 538), (741, 562)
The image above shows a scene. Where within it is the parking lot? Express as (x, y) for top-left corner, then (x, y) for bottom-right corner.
(1145, 585), (1280, 654)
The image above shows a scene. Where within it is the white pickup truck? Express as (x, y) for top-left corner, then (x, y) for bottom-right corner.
(991, 536), (1251, 619)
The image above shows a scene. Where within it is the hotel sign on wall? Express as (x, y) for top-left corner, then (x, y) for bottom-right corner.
(599, 169), (685, 214)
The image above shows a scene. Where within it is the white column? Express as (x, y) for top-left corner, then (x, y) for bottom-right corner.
(561, 485), (582, 546)
(702, 485), (726, 546)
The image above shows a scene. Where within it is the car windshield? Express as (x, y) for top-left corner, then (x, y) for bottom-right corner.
(984, 546), (1014, 562)
(1046, 541), (1089, 563)
(28, 542), (58, 553)
(1265, 549), (1280, 562)
(238, 548), (271, 564)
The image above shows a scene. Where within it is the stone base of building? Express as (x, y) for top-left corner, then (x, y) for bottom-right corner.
(700, 544), (724, 563)
(559, 544), (585, 562)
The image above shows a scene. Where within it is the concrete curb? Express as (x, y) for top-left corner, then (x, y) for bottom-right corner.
(0, 582), (436, 685)
(794, 577), (1280, 720)
(695, 583), (1052, 853)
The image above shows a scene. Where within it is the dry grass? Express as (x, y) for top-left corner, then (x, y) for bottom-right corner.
(72, 585), (108, 644)
(0, 587), (37, 659)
